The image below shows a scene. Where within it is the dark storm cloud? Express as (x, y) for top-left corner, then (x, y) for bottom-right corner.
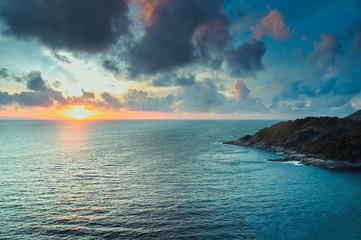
(225, 39), (267, 77)
(195, 15), (230, 53)
(25, 71), (47, 91)
(0, 0), (268, 80)
(51, 51), (71, 64)
(0, 68), (9, 78)
(152, 73), (196, 87)
(194, 14), (231, 69)
(126, 0), (267, 78)
(0, 0), (130, 53)
(103, 60), (120, 75)
(128, 0), (226, 75)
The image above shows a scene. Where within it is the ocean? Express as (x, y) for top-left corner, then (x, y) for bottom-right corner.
(1, 120), (361, 239)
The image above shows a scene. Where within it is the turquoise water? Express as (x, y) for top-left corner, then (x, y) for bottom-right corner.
(1, 120), (361, 239)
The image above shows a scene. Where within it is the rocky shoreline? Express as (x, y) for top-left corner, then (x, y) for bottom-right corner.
(222, 113), (361, 168)
(223, 140), (361, 168)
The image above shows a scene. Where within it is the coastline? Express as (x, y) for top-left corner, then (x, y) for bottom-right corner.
(223, 140), (361, 168)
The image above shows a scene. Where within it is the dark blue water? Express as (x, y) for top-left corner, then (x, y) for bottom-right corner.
(1, 120), (361, 239)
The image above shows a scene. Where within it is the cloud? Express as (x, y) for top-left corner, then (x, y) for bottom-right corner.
(0, 91), (12, 105)
(0, 71), (105, 110)
(7, 71), (66, 107)
(12, 91), (55, 107)
(194, 14), (231, 68)
(274, 98), (356, 117)
(308, 33), (342, 72)
(273, 34), (342, 104)
(131, 0), (163, 26)
(0, 0), (131, 53)
(127, 0), (226, 75)
(51, 51), (71, 64)
(0, 69), (176, 112)
(177, 79), (266, 113)
(52, 80), (61, 89)
(251, 6), (292, 41)
(123, 89), (175, 112)
(272, 33), (361, 115)
(0, 68), (9, 78)
(25, 71), (47, 91)
(0, 68), (270, 114)
(0, 0), (265, 81)
(102, 60), (120, 75)
(225, 38), (267, 77)
(125, 0), (265, 78)
(152, 72), (195, 87)
(100, 92), (123, 110)
(273, 70), (361, 112)
(353, 23), (361, 52)
(0, 68), (22, 82)
(0, 70), (67, 108)
(65, 89), (124, 111)
(177, 80), (226, 112)
(230, 79), (250, 100)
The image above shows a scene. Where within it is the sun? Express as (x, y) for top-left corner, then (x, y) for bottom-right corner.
(63, 106), (95, 120)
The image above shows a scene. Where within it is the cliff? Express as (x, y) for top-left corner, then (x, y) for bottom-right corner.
(345, 110), (361, 121)
(224, 114), (361, 167)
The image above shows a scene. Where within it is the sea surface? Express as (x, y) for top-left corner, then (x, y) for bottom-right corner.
(1, 120), (361, 239)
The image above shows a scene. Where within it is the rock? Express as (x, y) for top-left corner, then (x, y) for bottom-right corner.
(223, 112), (361, 168)
(345, 110), (361, 121)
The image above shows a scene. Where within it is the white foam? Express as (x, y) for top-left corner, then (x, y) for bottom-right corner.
(285, 161), (302, 166)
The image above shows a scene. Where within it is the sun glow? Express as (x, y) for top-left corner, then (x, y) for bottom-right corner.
(63, 106), (96, 120)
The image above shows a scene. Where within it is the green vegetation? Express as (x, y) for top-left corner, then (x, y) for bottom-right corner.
(239, 116), (361, 162)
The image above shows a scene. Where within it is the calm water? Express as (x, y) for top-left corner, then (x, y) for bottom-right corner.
(1, 120), (361, 239)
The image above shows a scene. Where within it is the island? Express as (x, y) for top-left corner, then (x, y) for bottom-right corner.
(223, 110), (361, 168)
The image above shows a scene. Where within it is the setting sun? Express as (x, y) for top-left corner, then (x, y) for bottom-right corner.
(64, 106), (95, 120)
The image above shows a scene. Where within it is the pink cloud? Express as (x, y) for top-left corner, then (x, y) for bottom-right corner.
(251, 6), (292, 41)
(312, 33), (339, 54)
(308, 33), (342, 70)
(130, 0), (164, 27)
(230, 79), (250, 100)
(300, 35), (307, 41)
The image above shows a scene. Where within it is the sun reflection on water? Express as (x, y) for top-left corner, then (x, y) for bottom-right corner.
(56, 121), (91, 157)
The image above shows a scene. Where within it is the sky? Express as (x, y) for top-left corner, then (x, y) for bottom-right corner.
(0, 0), (361, 120)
